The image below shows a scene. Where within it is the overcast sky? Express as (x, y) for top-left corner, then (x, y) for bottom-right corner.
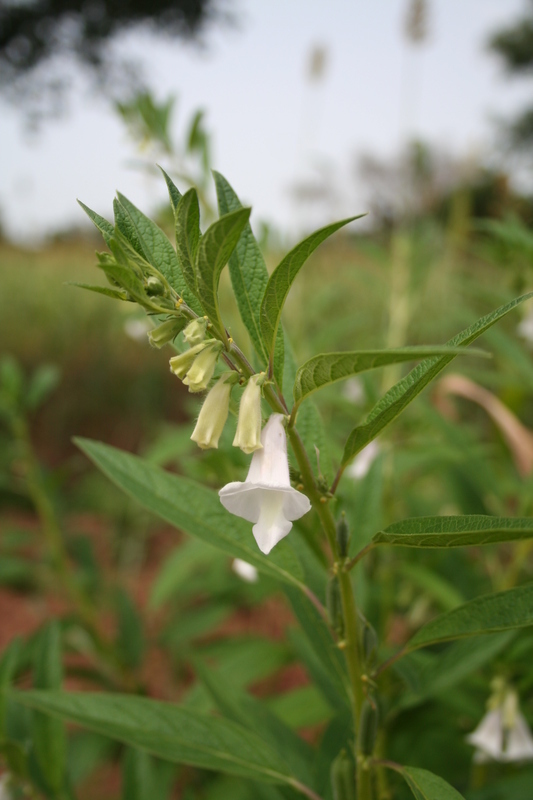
(0, 0), (531, 243)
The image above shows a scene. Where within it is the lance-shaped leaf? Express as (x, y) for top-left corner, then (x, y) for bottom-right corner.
(341, 293), (533, 469)
(213, 171), (286, 382)
(394, 766), (466, 800)
(104, 241), (152, 304)
(259, 216), (363, 361)
(194, 659), (314, 786)
(14, 691), (300, 786)
(293, 347), (488, 406)
(32, 623), (67, 794)
(159, 167), (182, 214)
(405, 582), (533, 652)
(77, 200), (114, 245)
(113, 193), (188, 300)
(74, 438), (304, 591)
(373, 515), (533, 549)
(175, 189), (203, 316)
(68, 282), (129, 301)
(196, 207), (252, 336)
(175, 188), (202, 300)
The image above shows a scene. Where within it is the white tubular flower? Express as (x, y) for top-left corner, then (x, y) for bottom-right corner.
(190, 373), (234, 449)
(169, 342), (207, 379)
(219, 413), (311, 554)
(183, 317), (208, 346)
(183, 340), (223, 393)
(467, 682), (533, 763)
(233, 374), (264, 454)
(232, 558), (259, 583)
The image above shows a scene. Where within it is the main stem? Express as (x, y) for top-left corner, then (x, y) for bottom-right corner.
(228, 345), (374, 800)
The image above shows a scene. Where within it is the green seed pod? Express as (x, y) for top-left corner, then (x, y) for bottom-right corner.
(326, 575), (344, 637)
(359, 698), (379, 756)
(145, 276), (166, 296)
(336, 513), (351, 558)
(330, 749), (356, 800)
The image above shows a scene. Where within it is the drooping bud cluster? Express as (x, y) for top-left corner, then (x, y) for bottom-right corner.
(168, 316), (224, 394)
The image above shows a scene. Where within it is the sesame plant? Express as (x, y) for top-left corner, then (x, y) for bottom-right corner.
(6, 170), (533, 800)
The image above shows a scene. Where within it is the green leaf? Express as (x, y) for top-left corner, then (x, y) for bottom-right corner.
(194, 659), (314, 786)
(196, 207), (252, 335)
(68, 282), (129, 301)
(399, 766), (465, 800)
(122, 748), (157, 800)
(74, 438), (305, 591)
(284, 586), (350, 712)
(158, 166), (182, 214)
(373, 515), (533, 549)
(114, 193), (187, 298)
(104, 240), (157, 309)
(213, 171), (274, 369)
(293, 347), (488, 406)
(77, 200), (114, 245)
(175, 188), (202, 299)
(396, 632), (514, 709)
(14, 690), (299, 786)
(114, 589), (145, 670)
(32, 622), (67, 793)
(406, 582), (533, 652)
(0, 639), (21, 736)
(259, 216), (363, 361)
(149, 538), (219, 608)
(341, 293), (533, 469)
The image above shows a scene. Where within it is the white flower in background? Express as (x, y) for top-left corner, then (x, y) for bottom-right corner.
(0, 774), (13, 800)
(232, 558), (259, 583)
(346, 440), (380, 479)
(517, 308), (533, 346)
(220, 413), (311, 554)
(124, 317), (151, 341)
(233, 374), (264, 454)
(190, 373), (235, 449)
(342, 377), (366, 404)
(467, 679), (533, 763)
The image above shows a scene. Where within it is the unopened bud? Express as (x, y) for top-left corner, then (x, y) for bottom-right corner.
(359, 698), (379, 756)
(190, 373), (236, 449)
(233, 374), (264, 454)
(148, 318), (185, 349)
(331, 749), (355, 800)
(145, 276), (166, 296)
(183, 340), (223, 393)
(326, 575), (344, 637)
(183, 317), (208, 346)
(336, 513), (350, 558)
(169, 342), (208, 380)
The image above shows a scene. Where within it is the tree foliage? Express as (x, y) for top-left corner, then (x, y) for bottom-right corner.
(0, 0), (229, 118)
(489, 2), (533, 148)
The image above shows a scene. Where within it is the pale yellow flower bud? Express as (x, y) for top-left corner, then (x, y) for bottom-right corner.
(183, 318), (208, 346)
(183, 340), (223, 393)
(169, 342), (207, 379)
(190, 374), (235, 449)
(233, 374), (264, 454)
(148, 318), (185, 349)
